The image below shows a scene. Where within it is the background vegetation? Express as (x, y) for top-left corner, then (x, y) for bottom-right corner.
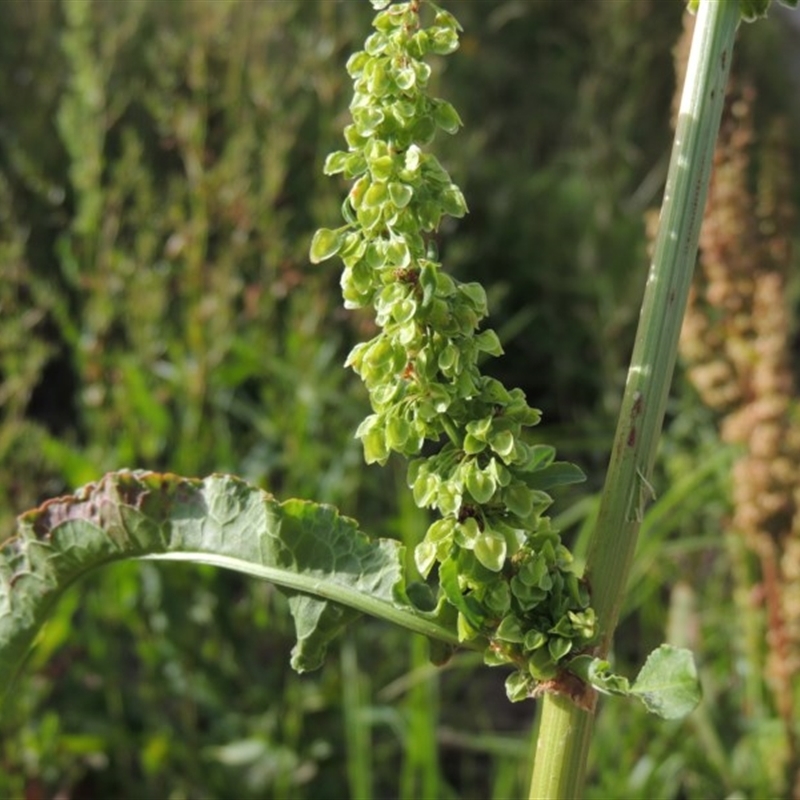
(1, 0), (799, 797)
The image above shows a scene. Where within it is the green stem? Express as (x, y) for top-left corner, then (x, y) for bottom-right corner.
(529, 1), (741, 797)
(146, 551), (466, 646)
(528, 695), (593, 800)
(587, 0), (739, 653)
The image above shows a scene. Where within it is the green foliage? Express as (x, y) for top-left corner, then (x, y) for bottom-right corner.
(313, 0), (595, 699)
(0, 470), (471, 700)
(570, 646), (701, 720)
(0, 1), (381, 794)
(8, 0), (368, 496)
(1, 0), (797, 796)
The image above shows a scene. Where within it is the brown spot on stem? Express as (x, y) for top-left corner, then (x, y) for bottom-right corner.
(535, 670), (598, 712)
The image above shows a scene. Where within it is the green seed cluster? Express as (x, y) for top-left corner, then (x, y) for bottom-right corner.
(310, 0), (596, 700)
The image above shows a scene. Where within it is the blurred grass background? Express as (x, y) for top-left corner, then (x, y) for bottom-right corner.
(1, 1), (799, 797)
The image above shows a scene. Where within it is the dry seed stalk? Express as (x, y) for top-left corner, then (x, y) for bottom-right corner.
(672, 27), (800, 785)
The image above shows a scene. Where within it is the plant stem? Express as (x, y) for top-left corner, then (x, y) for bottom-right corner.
(147, 551), (467, 647)
(529, 1), (740, 796)
(528, 695), (593, 800)
(587, 0), (739, 655)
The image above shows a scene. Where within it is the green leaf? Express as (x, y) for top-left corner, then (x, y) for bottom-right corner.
(354, 106), (386, 136)
(569, 645), (701, 720)
(569, 656), (630, 696)
(0, 472), (465, 702)
(344, 153), (368, 179)
(520, 461), (586, 491)
(630, 645), (702, 720)
(392, 297), (417, 325)
(524, 444), (555, 471)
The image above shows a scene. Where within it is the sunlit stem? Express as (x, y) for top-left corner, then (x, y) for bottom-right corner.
(528, 1), (741, 797)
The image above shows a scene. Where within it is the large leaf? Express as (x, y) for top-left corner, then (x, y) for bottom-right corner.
(0, 471), (460, 703)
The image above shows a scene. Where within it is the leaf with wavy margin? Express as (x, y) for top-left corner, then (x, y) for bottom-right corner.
(0, 471), (461, 703)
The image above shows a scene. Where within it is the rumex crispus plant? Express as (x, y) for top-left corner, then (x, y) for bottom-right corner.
(2, 0), (795, 798)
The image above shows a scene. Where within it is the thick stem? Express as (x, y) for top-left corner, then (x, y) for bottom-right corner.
(529, 1), (740, 796)
(528, 696), (593, 800)
(586, 0), (739, 651)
